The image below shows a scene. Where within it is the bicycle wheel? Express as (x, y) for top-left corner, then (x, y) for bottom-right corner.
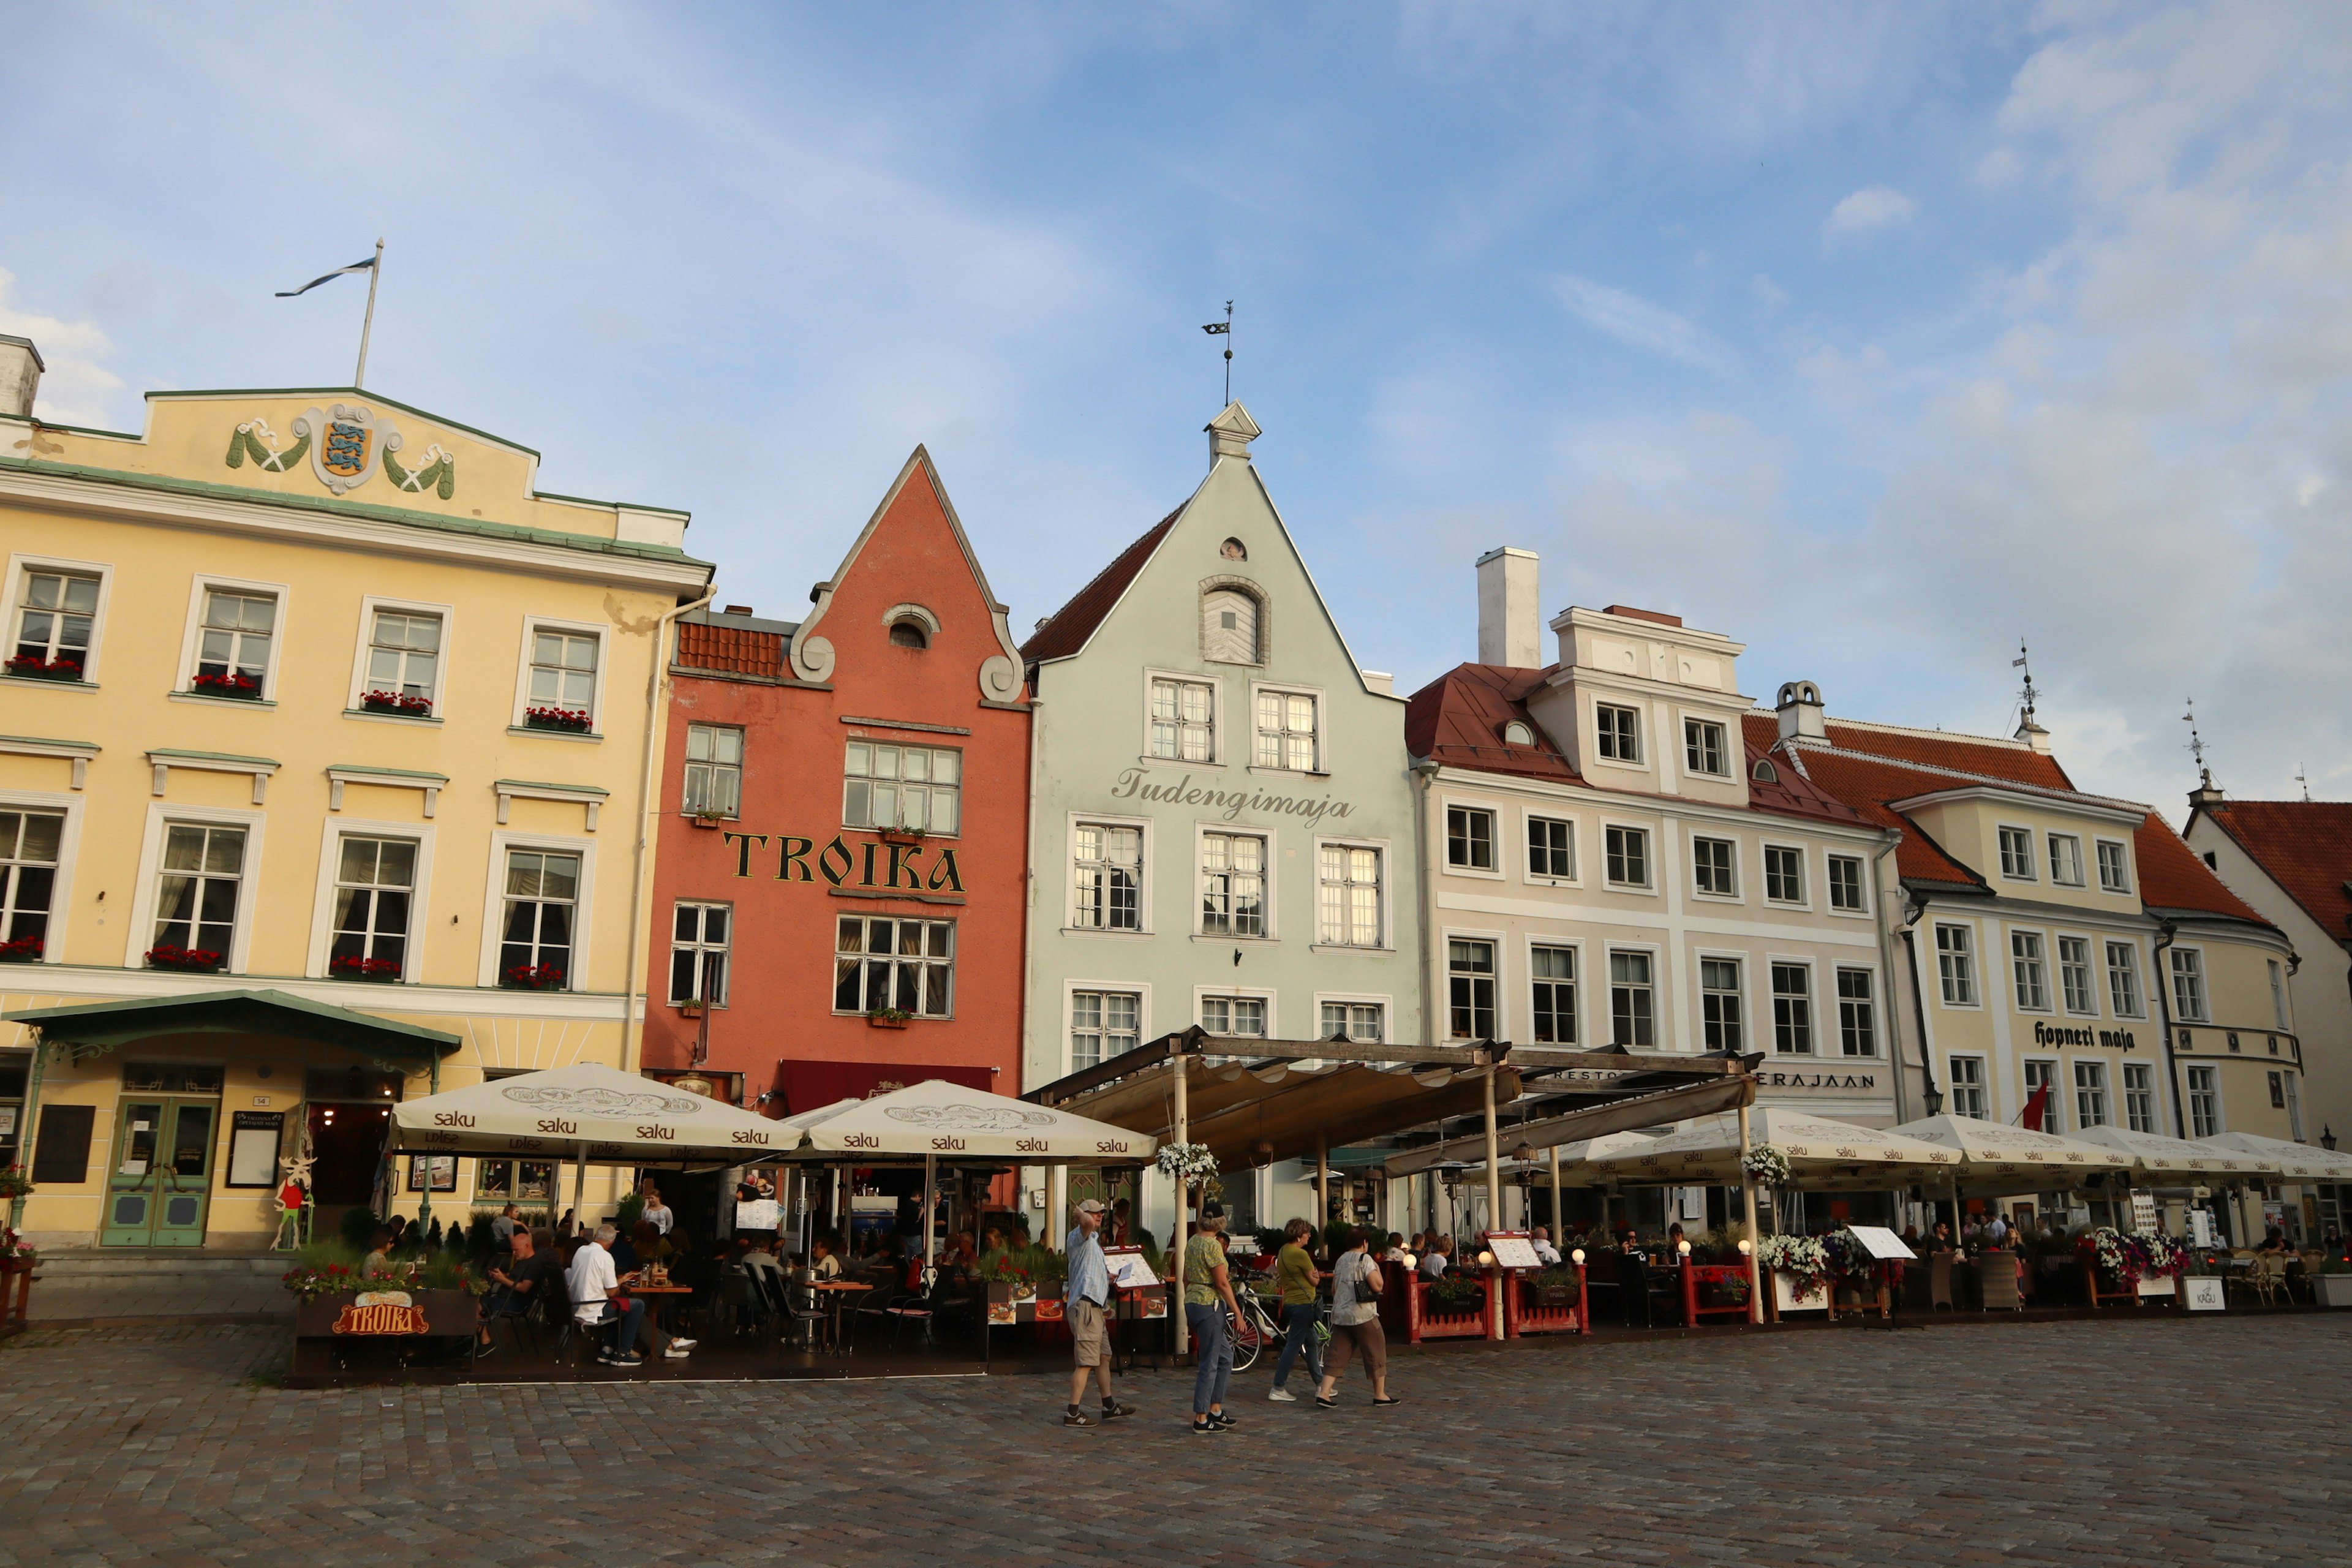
(1226, 1303), (1264, 1371)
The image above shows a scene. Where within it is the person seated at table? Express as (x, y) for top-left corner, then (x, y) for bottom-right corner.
(2256, 1228), (2290, 1254)
(1418, 1237), (1452, 1280)
(1382, 1232), (1409, 1264)
(1667, 1223), (1687, 1256)
(362, 1228), (398, 1279)
(567, 1223), (647, 1368)
(385, 1215), (411, 1254)
(1109, 1197), (1134, 1246)
(941, 1229), (977, 1270)
(808, 1235), (843, 1281)
(1531, 1227), (1562, 1266)
(478, 1229), (552, 1353)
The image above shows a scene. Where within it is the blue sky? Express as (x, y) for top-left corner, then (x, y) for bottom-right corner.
(6, 2), (2349, 814)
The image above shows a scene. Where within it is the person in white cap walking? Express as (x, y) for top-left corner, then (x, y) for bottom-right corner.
(1062, 1197), (1133, 1427)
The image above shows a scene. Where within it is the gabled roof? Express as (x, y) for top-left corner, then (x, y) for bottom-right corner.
(2136, 810), (2278, 927)
(1820, 718), (2075, 792)
(1773, 740), (1986, 888)
(1019, 507), (1182, 663)
(1403, 664), (1579, 782)
(2195, 799), (2352, 941)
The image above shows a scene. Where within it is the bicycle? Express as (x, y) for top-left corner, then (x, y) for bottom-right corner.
(1225, 1291), (1329, 1373)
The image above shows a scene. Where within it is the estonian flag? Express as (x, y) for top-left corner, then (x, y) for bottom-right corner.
(276, 257), (377, 298)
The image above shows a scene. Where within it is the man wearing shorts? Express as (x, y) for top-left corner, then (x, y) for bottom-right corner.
(1062, 1198), (1134, 1427)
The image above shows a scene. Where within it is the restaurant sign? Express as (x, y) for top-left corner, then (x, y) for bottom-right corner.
(332, 1291), (429, 1335)
(721, 830), (963, 893)
(2032, 1022), (2139, 1051)
(1756, 1070), (1880, 1096)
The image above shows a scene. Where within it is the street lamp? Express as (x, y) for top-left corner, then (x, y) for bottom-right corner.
(1922, 1085), (1945, 1117)
(2324, 1126), (2339, 1153)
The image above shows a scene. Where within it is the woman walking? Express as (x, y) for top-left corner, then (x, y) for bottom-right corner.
(1316, 1226), (1399, 1410)
(1183, 1202), (1243, 1434)
(1267, 1218), (1322, 1402)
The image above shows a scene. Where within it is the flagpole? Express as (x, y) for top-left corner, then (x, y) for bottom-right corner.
(354, 238), (384, 388)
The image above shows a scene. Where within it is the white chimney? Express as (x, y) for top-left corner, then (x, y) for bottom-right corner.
(1476, 547), (1540, 668)
(1776, 680), (1826, 742)
(0, 336), (41, 420)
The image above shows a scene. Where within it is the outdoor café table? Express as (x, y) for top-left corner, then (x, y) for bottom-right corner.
(809, 1281), (874, 1356)
(620, 1281), (695, 1338)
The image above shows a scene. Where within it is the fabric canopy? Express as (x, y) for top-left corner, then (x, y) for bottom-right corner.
(392, 1062), (791, 1162)
(2200, 1131), (2352, 1182)
(1883, 1114), (2133, 1194)
(770, 1058), (995, 1116)
(1380, 1075), (1755, 1177)
(782, 1077), (1156, 1163)
(1590, 1108), (1959, 1189)
(2065, 1125), (2280, 1182)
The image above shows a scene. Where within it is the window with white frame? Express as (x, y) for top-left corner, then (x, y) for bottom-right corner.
(1449, 939), (1496, 1040)
(1071, 824), (1142, 931)
(2269, 960), (2290, 1030)
(834, 916), (954, 1016)
(1200, 993), (1267, 1039)
(498, 850), (579, 987)
(1596, 704), (1641, 763)
(2057, 936), (2095, 1015)
(1447, 806), (1495, 871)
(2048, 834), (2086, 887)
(1200, 832), (1267, 938)
(1317, 844), (1381, 946)
(683, 725), (744, 818)
(1149, 677), (1216, 762)
(2106, 941), (2143, 1017)
(1254, 690), (1317, 771)
(1771, 963), (1813, 1054)
(1683, 718), (1728, 776)
(1070, 990), (1139, 1071)
(2123, 1063), (2157, 1133)
(668, 902), (730, 1006)
(2024, 1059), (2063, 1131)
(1201, 589), (1260, 665)
(194, 589), (276, 692)
(1700, 957), (1743, 1051)
(364, 609), (441, 703)
(329, 835), (415, 978)
(526, 626), (598, 718)
(0, 810), (62, 957)
(1610, 951), (1656, 1047)
(2170, 948), (2209, 1022)
(2074, 1061), (2110, 1128)
(2267, 1069), (2286, 1110)
(843, 742), (960, 834)
(2187, 1065), (2221, 1138)
(1531, 946), (1576, 1044)
(153, 824), (247, 963)
(1827, 854), (1866, 912)
(1763, 845), (1804, 904)
(1936, 924), (1977, 1006)
(1527, 816), (1574, 880)
(2012, 932), (2050, 1011)
(1948, 1055), (1989, 1119)
(1998, 826), (2035, 880)
(12, 570), (98, 676)
(1836, 970), (1876, 1057)
(1320, 1001), (1385, 1044)
(2097, 840), (2131, 894)
(1692, 837), (1736, 897)
(1605, 825), (1650, 888)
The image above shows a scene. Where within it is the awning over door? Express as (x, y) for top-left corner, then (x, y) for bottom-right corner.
(3, 987), (460, 1062)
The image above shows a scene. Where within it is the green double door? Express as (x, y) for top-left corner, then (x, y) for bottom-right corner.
(102, 1097), (217, 1247)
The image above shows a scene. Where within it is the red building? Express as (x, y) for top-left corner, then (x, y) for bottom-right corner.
(642, 449), (1031, 1117)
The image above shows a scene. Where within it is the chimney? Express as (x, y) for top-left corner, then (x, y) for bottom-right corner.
(0, 336), (42, 420)
(2015, 714), (2053, 755)
(1776, 680), (1826, 742)
(1475, 547), (1540, 668)
(2188, 767), (2226, 811)
(1205, 401), (1261, 464)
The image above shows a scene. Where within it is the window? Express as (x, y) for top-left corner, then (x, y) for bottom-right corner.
(2106, 941), (2143, 1017)
(2187, 1065), (2221, 1139)
(2170, 948), (2208, 1022)
(2270, 960), (2290, 1030)
(195, 589), (275, 687)
(683, 724), (744, 818)
(475, 1159), (554, 1203)
(1596, 704), (1641, 763)
(2011, 931), (2049, 1011)
(843, 742), (961, 834)
(1527, 817), (1574, 880)
(1763, 846), (1804, 904)
(2048, 834), (2085, 887)
(527, 627), (598, 714)
(1071, 824), (1142, 931)
(1200, 993), (1267, 1038)
(13, 570), (97, 676)
(153, 824), (246, 962)
(668, 902), (730, 1006)
(0, 811), (62, 956)
(833, 916), (954, 1016)
(1998, 826), (2035, 880)
(2286, 1072), (2304, 1141)
(1692, 837), (1736, 897)
(1531, 946), (1577, 1044)
(1771, 963), (1813, 1054)
(1199, 832), (1266, 938)
(366, 609), (441, 701)
(1149, 677), (1215, 762)
(1610, 951), (1655, 1047)
(1700, 957), (1743, 1051)
(1254, 690), (1317, 771)
(2024, 1060), (2063, 1132)
(1827, 854), (1866, 913)
(1449, 939), (1496, 1040)
(1836, 970), (1877, 1057)
(1948, 1056), (1989, 1120)
(1070, 990), (1140, 1071)
(1936, 924), (1977, 1006)
(1683, 718), (1727, 776)
(330, 836), (415, 977)
(1321, 1001), (1385, 1044)
(1202, 588), (1259, 664)
(887, 618), (928, 649)
(1605, 825), (1650, 888)
(498, 850), (579, 987)
(2057, 937), (2095, 1015)
(2267, 1070), (2286, 1110)
(2123, 1063), (2157, 1133)
(2097, 840), (2131, 894)
(1317, 844), (1381, 946)
(2074, 1061), (2110, 1128)
(1447, 807), (1496, 871)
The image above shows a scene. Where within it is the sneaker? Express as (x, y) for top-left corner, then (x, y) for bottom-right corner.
(663, 1344), (693, 1359)
(1099, 1401), (1134, 1420)
(668, 1337), (697, 1351)
(1267, 1387), (1297, 1403)
(1064, 1408), (1098, 1428)
(1208, 1411), (1239, 1430)
(601, 1350), (644, 1366)
(1189, 1419), (1226, 1434)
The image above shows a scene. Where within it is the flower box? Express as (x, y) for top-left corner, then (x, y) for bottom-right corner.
(2315, 1273), (2352, 1309)
(292, 1289), (481, 1340)
(1504, 1268), (1585, 1337)
(4, 656), (82, 682)
(677, 1001), (705, 1019)
(146, 944), (224, 974)
(191, 673), (262, 699)
(329, 956), (402, 983)
(867, 1010), (911, 1030)
(500, 964), (567, 992)
(524, 707), (593, 733)
(880, 829), (928, 848)
(0, 938), (42, 964)
(688, 814), (727, 831)
(1390, 1267), (1490, 1343)
(1772, 1270), (1828, 1314)
(360, 690), (433, 717)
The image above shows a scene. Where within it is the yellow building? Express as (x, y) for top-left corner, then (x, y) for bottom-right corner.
(0, 335), (710, 1250)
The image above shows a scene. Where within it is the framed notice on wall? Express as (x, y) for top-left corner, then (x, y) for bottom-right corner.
(225, 1110), (284, 1188)
(407, 1155), (457, 1193)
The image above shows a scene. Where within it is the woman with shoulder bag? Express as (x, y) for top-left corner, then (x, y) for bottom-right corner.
(1314, 1226), (1399, 1410)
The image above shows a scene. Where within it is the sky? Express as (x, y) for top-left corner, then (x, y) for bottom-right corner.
(4, 1), (2349, 818)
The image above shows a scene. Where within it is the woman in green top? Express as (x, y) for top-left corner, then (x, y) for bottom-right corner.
(1268, 1217), (1324, 1401)
(1184, 1203), (1244, 1434)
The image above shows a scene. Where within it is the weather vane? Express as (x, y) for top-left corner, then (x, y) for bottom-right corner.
(1202, 301), (1233, 405)
(2011, 640), (2039, 723)
(2182, 699), (2209, 775)
(2297, 764), (2311, 802)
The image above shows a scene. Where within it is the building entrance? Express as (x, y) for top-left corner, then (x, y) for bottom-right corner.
(102, 1094), (219, 1246)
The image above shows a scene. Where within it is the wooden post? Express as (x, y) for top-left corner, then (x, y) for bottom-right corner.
(1738, 1102), (1762, 1325)
(1315, 1133), (1329, 1247)
(1548, 1144), (1564, 1246)
(1482, 1059), (1504, 1340)
(1172, 1047), (1189, 1360)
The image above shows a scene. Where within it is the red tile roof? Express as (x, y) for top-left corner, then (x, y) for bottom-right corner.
(1404, 665), (1580, 782)
(2135, 812), (2272, 925)
(2193, 799), (2352, 936)
(1819, 720), (2076, 792)
(677, 620), (786, 678)
(1018, 507), (1182, 663)
(1774, 741), (1987, 888)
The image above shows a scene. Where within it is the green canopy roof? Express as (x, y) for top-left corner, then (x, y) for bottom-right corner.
(2, 988), (459, 1061)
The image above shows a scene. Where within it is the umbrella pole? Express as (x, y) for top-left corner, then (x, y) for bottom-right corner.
(1482, 1061), (1503, 1340)
(572, 1147), (588, 1232)
(1738, 1101), (1762, 1325)
(922, 1152), (937, 1291)
(1316, 1133), (1329, 1244)
(1548, 1145), (1563, 1244)
(1172, 1052), (1189, 1362)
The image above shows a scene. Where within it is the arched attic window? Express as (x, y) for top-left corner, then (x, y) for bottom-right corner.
(1202, 587), (1261, 665)
(889, 619), (930, 649)
(1502, 720), (1535, 747)
(1752, 758), (1779, 783)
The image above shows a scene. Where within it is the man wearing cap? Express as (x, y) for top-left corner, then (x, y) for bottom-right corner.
(1063, 1198), (1133, 1427)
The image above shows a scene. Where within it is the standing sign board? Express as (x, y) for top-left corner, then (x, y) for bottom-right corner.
(2184, 1276), (2227, 1312)
(1843, 1225), (1918, 1261)
(2130, 1192), (2159, 1235)
(1484, 1231), (1542, 1270)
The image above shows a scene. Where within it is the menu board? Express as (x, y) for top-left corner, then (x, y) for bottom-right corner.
(1844, 1224), (1917, 1261)
(1485, 1232), (1542, 1270)
(734, 1199), (782, 1232)
(1103, 1248), (1160, 1289)
(2129, 1193), (2159, 1235)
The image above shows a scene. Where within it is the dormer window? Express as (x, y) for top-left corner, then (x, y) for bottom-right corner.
(1596, 704), (1641, 763)
(1752, 759), (1779, 783)
(1502, 720), (1534, 747)
(1202, 587), (1261, 665)
(1683, 718), (1728, 776)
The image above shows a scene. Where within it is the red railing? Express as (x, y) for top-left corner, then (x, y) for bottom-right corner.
(1502, 1265), (1587, 1336)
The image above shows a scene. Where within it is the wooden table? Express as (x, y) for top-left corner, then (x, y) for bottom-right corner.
(810, 1281), (874, 1356)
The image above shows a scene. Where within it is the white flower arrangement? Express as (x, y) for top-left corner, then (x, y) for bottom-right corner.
(1155, 1142), (1219, 1189)
(1755, 1233), (1830, 1294)
(1741, 1144), (1792, 1185)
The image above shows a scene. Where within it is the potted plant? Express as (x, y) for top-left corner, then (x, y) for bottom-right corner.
(146, 943), (225, 974)
(500, 963), (566, 992)
(866, 1006), (913, 1030)
(678, 998), (706, 1019)
(880, 824), (928, 848)
(4, 654), (81, 682)
(2313, 1256), (2352, 1308)
(1427, 1273), (1488, 1317)
(0, 1167), (32, 1202)
(329, 955), (402, 983)
(688, 809), (729, 830)
(524, 705), (592, 733)
(191, 671), (262, 699)
(360, 688), (433, 718)
(0, 937), (41, 964)
(1530, 1265), (1582, 1308)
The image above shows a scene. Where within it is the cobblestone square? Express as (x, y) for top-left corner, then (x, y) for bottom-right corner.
(1, 1316), (2345, 1567)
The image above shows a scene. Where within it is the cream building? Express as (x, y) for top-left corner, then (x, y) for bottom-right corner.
(0, 336), (710, 1250)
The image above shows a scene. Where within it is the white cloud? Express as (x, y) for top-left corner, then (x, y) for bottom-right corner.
(1823, 184), (1917, 242)
(1550, 275), (1740, 379)
(0, 270), (122, 428)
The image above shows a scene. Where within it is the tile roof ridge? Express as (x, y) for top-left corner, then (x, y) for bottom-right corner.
(1017, 503), (1184, 662)
(1795, 737), (2147, 815)
(1822, 714), (2037, 750)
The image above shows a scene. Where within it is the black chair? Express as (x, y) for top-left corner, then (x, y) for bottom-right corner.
(1620, 1253), (1654, 1328)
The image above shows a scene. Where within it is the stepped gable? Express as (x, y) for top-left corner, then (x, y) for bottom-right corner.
(1019, 507), (1183, 663)
(1403, 663), (1579, 782)
(2136, 812), (2274, 926)
(2195, 799), (2352, 939)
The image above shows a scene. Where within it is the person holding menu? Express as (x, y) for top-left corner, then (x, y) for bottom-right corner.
(1061, 1199), (1133, 1427)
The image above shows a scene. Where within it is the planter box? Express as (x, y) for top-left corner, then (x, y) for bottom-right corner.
(1773, 1270), (1828, 1314)
(688, 816), (726, 831)
(6, 663), (81, 682)
(2315, 1274), (2352, 1308)
(191, 682), (262, 700)
(868, 1015), (910, 1030)
(1503, 1269), (1585, 1337)
(293, 1288), (480, 1338)
(524, 714), (592, 733)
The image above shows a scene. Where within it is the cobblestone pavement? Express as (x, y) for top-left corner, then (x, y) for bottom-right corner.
(2, 1316), (2348, 1567)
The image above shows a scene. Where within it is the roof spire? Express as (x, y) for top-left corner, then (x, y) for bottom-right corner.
(2010, 640), (2050, 753)
(2297, 764), (2312, 803)
(2183, 699), (2225, 807)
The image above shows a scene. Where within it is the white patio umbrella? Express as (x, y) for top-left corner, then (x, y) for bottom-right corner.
(2067, 1125), (2280, 1183)
(2199, 1131), (2352, 1182)
(1589, 1109), (1959, 1190)
(1883, 1114), (2133, 1196)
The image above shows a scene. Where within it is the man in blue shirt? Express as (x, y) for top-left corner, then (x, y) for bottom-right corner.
(1063, 1198), (1134, 1427)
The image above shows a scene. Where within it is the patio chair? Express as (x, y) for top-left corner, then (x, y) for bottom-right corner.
(2236, 1251), (2288, 1307)
(1929, 1253), (1954, 1311)
(1974, 1253), (2021, 1312)
(1619, 1253), (1656, 1328)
